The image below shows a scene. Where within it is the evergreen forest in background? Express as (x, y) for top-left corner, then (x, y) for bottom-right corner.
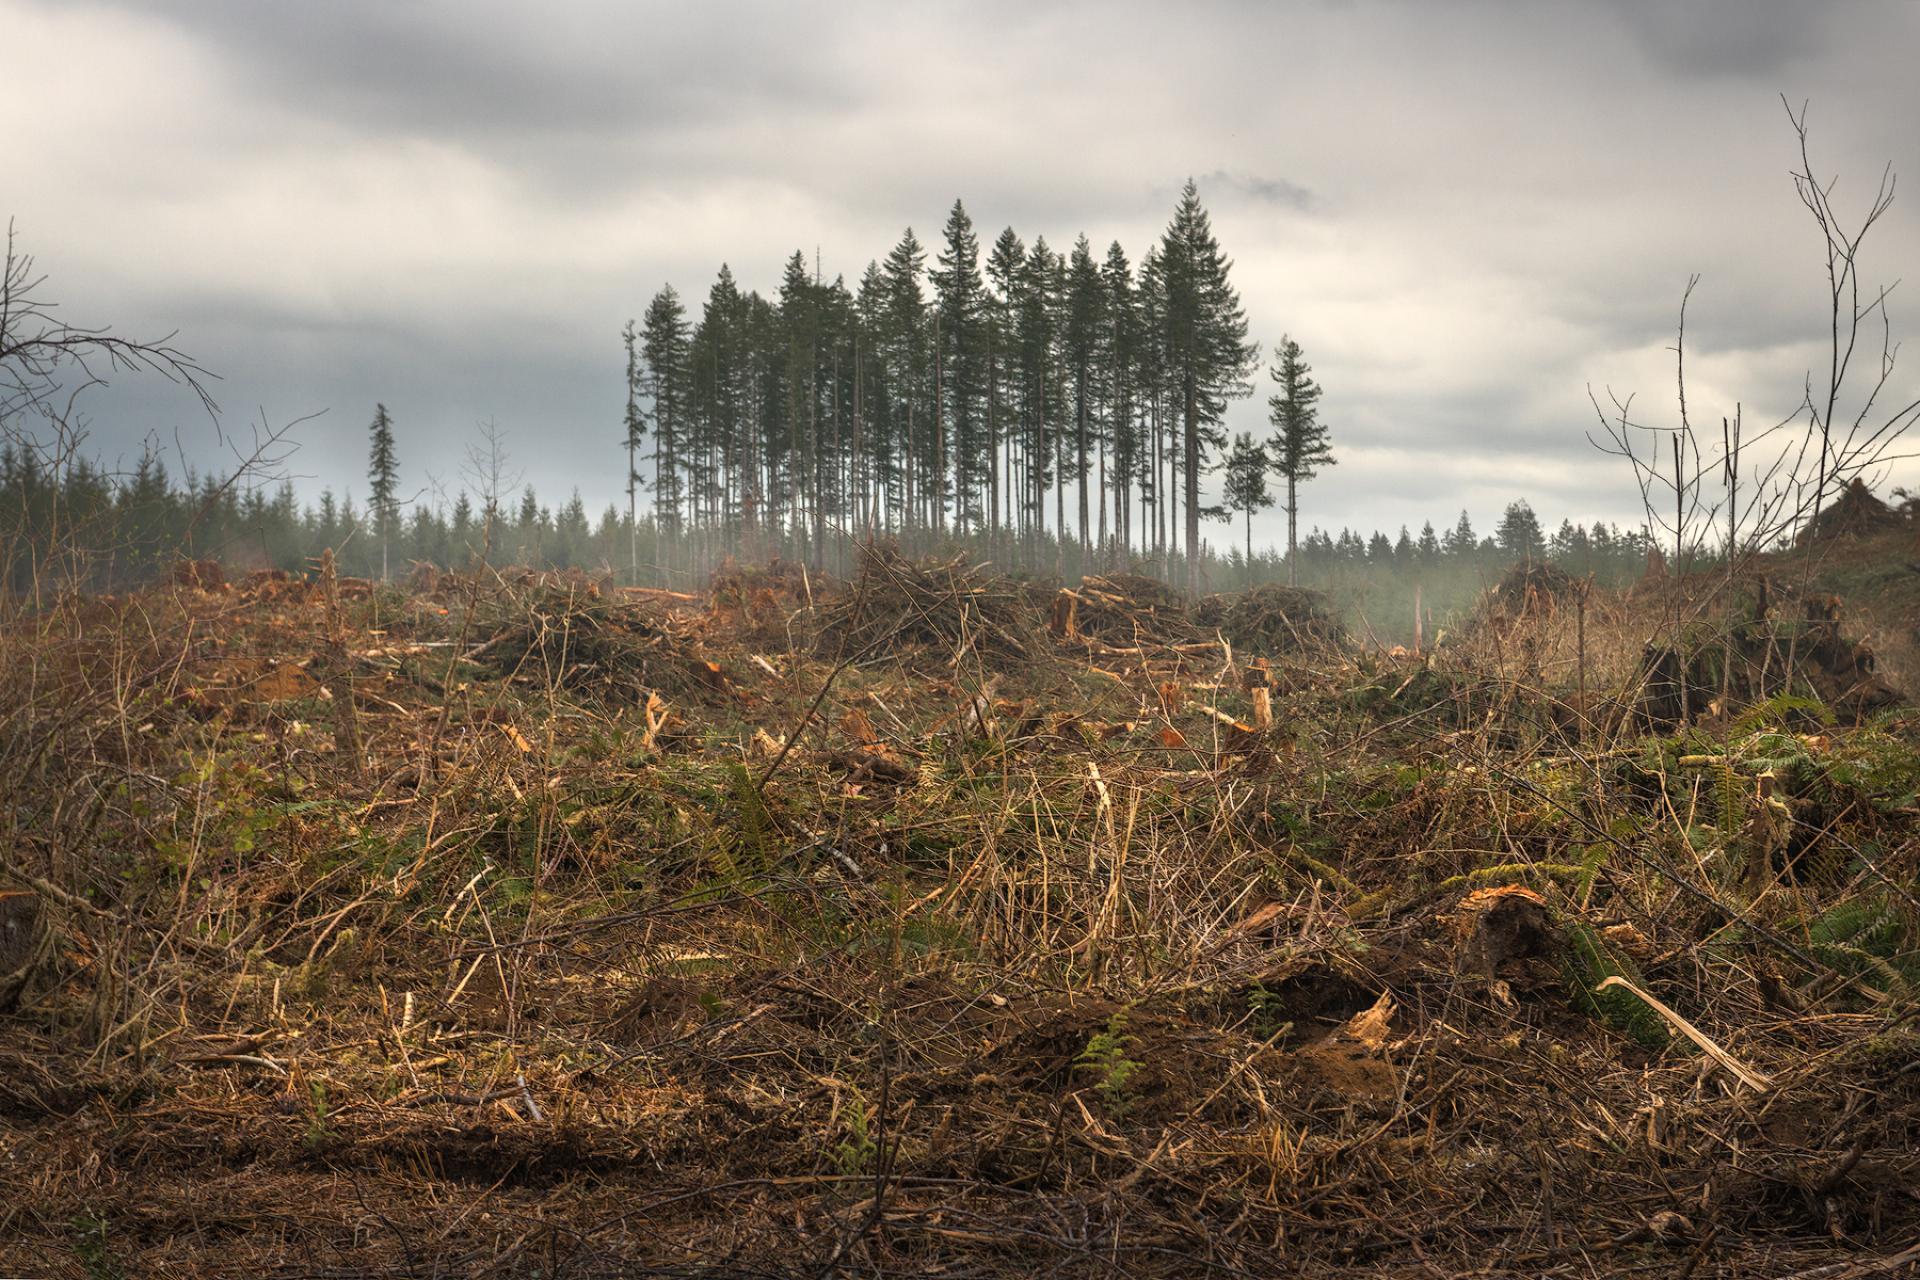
(2, 181), (1689, 644)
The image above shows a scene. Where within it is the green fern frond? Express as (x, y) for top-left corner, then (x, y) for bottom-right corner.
(1733, 693), (1835, 735)
(1714, 756), (1741, 838)
(1561, 920), (1669, 1047)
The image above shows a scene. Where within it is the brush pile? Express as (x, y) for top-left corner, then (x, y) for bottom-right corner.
(1194, 582), (1347, 656)
(168, 557), (227, 592)
(1485, 560), (1584, 621)
(1796, 477), (1905, 544)
(818, 544), (1036, 664)
(471, 576), (725, 702)
(1634, 590), (1902, 725)
(709, 556), (822, 647)
(1048, 572), (1199, 646)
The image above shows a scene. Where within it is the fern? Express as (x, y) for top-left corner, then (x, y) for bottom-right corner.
(1714, 755), (1741, 839)
(1574, 842), (1608, 901)
(1561, 920), (1669, 1047)
(1076, 1012), (1143, 1115)
(1806, 895), (1920, 994)
(727, 762), (771, 873)
(830, 1087), (877, 1175)
(1808, 894), (1907, 954)
(1733, 693), (1834, 735)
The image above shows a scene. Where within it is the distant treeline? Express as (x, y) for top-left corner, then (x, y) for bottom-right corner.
(0, 441), (1659, 639)
(0, 176), (1664, 636)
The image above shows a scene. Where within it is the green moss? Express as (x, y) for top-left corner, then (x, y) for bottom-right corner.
(1438, 862), (1588, 892)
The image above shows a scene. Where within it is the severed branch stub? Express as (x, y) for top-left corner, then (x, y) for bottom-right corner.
(1595, 976), (1771, 1092)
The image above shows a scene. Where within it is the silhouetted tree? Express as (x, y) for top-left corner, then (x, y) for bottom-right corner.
(1222, 431), (1272, 566)
(367, 404), (399, 579)
(1157, 180), (1258, 588)
(1265, 336), (1333, 585)
(1496, 499), (1545, 561)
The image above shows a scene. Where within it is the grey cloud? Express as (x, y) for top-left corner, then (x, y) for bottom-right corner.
(1198, 171), (1317, 212)
(8, 0), (1919, 542)
(102, 0), (856, 137)
(1594, 0), (1849, 78)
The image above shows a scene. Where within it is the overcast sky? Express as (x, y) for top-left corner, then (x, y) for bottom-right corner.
(7, 0), (1919, 547)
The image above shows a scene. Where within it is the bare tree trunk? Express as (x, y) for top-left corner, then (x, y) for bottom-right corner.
(1287, 476), (1298, 587)
(1183, 375), (1199, 591)
(934, 311), (945, 537)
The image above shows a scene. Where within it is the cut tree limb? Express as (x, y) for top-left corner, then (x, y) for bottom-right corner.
(1595, 976), (1771, 1091)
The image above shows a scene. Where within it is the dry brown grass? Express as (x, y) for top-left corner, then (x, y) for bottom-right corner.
(1, 553), (1917, 1277)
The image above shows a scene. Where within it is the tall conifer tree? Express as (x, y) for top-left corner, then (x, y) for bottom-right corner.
(1100, 241), (1139, 559)
(1063, 235), (1105, 554)
(1156, 181), (1256, 588)
(932, 201), (984, 533)
(881, 230), (929, 530)
(985, 228), (1026, 541)
(367, 403), (399, 580)
(641, 285), (692, 536)
(1223, 431), (1272, 567)
(1265, 335), (1333, 585)
(621, 319), (647, 578)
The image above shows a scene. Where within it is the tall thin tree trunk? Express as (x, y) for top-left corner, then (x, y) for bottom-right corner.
(1287, 477), (1298, 587)
(934, 312), (945, 537)
(1183, 375), (1199, 591)
(987, 333), (999, 548)
(1077, 377), (1089, 555)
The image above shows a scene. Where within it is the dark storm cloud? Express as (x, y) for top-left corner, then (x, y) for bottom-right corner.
(1596, 0), (1844, 78)
(1198, 171), (1317, 212)
(6, 0), (1918, 543)
(116, 1), (854, 139)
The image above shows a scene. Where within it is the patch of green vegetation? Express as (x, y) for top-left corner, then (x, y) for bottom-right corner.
(1245, 982), (1295, 1041)
(1847, 1025), (1920, 1068)
(304, 1079), (332, 1151)
(1438, 862), (1589, 893)
(830, 1087), (877, 1176)
(1273, 846), (1356, 893)
(727, 761), (773, 873)
(1805, 893), (1919, 996)
(494, 875), (535, 910)
(1561, 920), (1669, 1048)
(70, 1213), (125, 1280)
(1341, 665), (1467, 722)
(1827, 731), (1920, 815)
(1076, 1011), (1143, 1116)
(1732, 693), (1835, 734)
